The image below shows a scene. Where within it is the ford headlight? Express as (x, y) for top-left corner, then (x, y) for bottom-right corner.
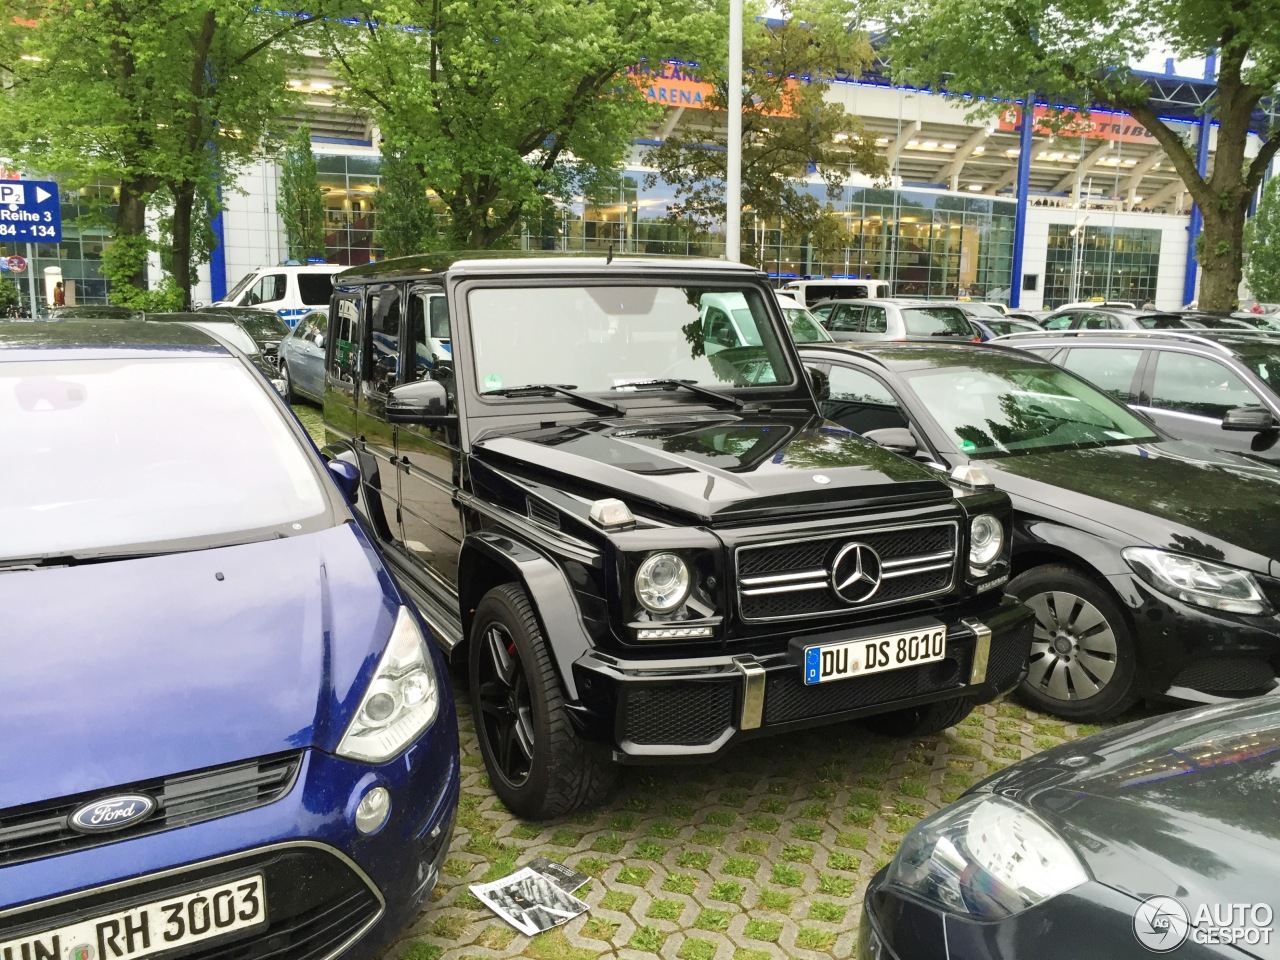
(337, 606), (441, 762)
(1124, 548), (1271, 615)
(969, 514), (1003, 569)
(635, 552), (691, 613)
(885, 794), (1088, 919)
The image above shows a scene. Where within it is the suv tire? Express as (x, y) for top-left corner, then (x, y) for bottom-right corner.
(469, 583), (617, 819)
(1009, 564), (1138, 721)
(862, 697), (974, 737)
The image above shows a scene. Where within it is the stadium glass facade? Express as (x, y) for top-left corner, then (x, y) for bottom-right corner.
(1043, 224), (1163, 308)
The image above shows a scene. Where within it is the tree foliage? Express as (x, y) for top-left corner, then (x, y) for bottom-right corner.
(0, 277), (20, 315)
(0, 1), (317, 306)
(377, 144), (440, 259)
(279, 125), (326, 261)
(326, 0), (721, 250)
(643, 0), (887, 264)
(1246, 176), (1280, 302)
(877, 0), (1280, 310)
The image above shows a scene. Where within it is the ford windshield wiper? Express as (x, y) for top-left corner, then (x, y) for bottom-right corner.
(482, 383), (624, 416)
(610, 378), (744, 411)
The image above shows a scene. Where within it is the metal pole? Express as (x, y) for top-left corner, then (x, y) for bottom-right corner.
(1183, 52), (1216, 307)
(25, 243), (37, 317)
(1009, 98), (1035, 308)
(725, 0), (743, 262)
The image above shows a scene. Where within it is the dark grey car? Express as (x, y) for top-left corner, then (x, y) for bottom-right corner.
(278, 308), (328, 404)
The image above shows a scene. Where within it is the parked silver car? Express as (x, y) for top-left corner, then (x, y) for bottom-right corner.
(278, 308), (328, 403)
(811, 298), (976, 342)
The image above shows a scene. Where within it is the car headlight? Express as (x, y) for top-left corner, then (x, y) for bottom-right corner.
(969, 514), (1003, 569)
(337, 606), (441, 762)
(1124, 547), (1271, 615)
(635, 552), (691, 613)
(885, 793), (1088, 919)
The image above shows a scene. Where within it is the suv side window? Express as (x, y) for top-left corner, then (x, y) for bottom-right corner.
(1061, 347), (1143, 401)
(1044, 312), (1075, 330)
(703, 307), (736, 351)
(822, 365), (911, 435)
(406, 290), (453, 384)
(829, 303), (864, 332)
(365, 289), (402, 393)
(1079, 312), (1114, 330)
(1150, 351), (1262, 419)
(862, 305), (888, 334)
(329, 296), (360, 382)
(247, 274), (286, 306)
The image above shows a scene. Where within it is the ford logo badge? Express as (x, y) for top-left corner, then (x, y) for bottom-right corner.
(68, 794), (157, 834)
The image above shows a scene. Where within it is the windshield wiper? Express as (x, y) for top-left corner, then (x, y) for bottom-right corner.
(610, 379), (745, 411)
(482, 383), (624, 416)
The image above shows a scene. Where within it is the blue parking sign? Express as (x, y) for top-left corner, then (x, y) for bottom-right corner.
(0, 180), (62, 242)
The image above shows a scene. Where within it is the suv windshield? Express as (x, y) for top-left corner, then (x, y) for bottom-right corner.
(901, 306), (973, 337)
(4, 356), (329, 562)
(903, 356), (1159, 457)
(469, 284), (795, 392)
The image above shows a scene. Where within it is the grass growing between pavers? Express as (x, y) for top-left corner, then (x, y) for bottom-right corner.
(375, 668), (1158, 959)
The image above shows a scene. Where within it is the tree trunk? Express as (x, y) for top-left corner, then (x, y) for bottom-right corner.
(115, 180), (150, 292)
(170, 183), (196, 309)
(1198, 206), (1248, 311)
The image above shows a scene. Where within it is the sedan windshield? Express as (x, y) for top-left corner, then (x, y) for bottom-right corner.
(4, 356), (329, 562)
(468, 284), (795, 392)
(902, 355), (1159, 457)
(901, 306), (973, 337)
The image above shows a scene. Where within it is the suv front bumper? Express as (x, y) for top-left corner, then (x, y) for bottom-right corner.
(572, 596), (1034, 762)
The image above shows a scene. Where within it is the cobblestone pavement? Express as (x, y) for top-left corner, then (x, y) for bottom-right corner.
(289, 405), (1141, 960)
(388, 673), (1135, 960)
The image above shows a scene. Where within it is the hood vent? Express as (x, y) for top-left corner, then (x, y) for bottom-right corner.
(527, 497), (561, 530)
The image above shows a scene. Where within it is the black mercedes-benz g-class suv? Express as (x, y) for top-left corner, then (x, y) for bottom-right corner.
(320, 253), (1034, 819)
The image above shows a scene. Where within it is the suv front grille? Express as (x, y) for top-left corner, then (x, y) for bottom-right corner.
(0, 753), (301, 868)
(736, 521), (958, 622)
(0, 844), (381, 960)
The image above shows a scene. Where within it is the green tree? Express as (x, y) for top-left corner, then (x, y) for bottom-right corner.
(878, 0), (1280, 311)
(0, 1), (319, 306)
(377, 144), (439, 259)
(1245, 177), (1280, 303)
(643, 0), (887, 265)
(0, 277), (19, 315)
(326, 0), (720, 249)
(278, 125), (326, 261)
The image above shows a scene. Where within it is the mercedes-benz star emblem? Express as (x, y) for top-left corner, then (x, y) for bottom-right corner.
(830, 542), (883, 604)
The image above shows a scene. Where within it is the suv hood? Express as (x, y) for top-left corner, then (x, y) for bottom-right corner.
(982, 440), (1280, 573)
(474, 413), (954, 523)
(0, 524), (398, 810)
(979, 698), (1280, 943)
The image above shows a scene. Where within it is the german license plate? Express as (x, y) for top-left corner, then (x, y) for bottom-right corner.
(1, 874), (266, 960)
(803, 626), (947, 685)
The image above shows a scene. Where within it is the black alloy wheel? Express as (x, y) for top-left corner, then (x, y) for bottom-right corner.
(468, 584), (617, 819)
(1009, 564), (1138, 721)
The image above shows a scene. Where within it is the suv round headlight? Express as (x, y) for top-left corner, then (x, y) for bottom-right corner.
(969, 515), (1003, 568)
(635, 552), (691, 613)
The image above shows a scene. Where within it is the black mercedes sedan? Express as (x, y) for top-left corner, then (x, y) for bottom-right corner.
(860, 696), (1280, 959)
(799, 342), (1280, 721)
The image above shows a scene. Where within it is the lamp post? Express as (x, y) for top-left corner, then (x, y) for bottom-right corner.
(725, 0), (743, 262)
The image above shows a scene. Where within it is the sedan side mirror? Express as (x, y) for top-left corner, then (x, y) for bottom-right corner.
(861, 426), (919, 457)
(1222, 406), (1276, 432)
(387, 378), (454, 424)
(326, 458), (360, 504)
(313, 333), (325, 349)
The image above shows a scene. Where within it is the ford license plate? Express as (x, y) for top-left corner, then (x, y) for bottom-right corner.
(1, 874), (266, 960)
(803, 626), (947, 685)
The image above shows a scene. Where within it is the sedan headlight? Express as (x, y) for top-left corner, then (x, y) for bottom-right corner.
(337, 606), (441, 762)
(885, 794), (1088, 919)
(969, 514), (1003, 569)
(635, 552), (691, 613)
(1124, 547), (1271, 615)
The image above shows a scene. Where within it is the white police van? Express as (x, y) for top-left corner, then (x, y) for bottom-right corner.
(214, 262), (347, 327)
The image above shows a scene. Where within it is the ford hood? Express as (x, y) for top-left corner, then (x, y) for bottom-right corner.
(0, 523), (399, 810)
(473, 413), (954, 523)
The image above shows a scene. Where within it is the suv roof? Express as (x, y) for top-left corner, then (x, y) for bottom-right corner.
(0, 319), (226, 358)
(336, 251), (758, 284)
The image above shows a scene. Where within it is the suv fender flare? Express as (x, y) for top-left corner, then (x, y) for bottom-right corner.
(458, 532), (592, 703)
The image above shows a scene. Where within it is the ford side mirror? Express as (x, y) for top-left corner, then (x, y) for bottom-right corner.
(861, 427), (919, 457)
(387, 379), (454, 424)
(326, 458), (360, 504)
(1222, 406), (1276, 432)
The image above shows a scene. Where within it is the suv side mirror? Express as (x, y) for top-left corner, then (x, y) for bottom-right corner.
(1222, 406), (1276, 432)
(387, 379), (454, 424)
(807, 367), (829, 401)
(861, 427), (919, 457)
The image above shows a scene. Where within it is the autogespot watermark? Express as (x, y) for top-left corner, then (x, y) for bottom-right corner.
(1133, 896), (1274, 952)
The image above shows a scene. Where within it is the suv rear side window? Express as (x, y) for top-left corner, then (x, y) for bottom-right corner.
(900, 307), (971, 337)
(298, 272), (335, 306)
(828, 303), (864, 332)
(1150, 352), (1262, 419)
(1062, 347), (1143, 402)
